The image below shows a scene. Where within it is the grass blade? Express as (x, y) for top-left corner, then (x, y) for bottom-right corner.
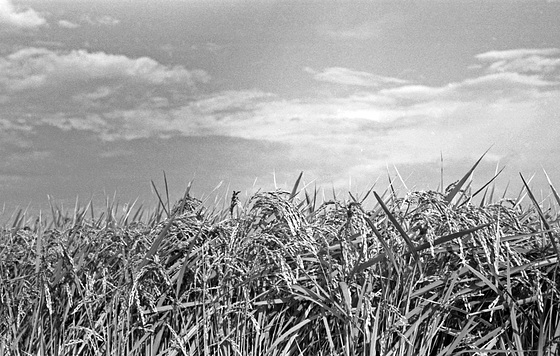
(520, 173), (560, 258)
(352, 201), (400, 275)
(139, 194), (191, 269)
(440, 151), (444, 194)
(407, 223), (492, 255)
(374, 191), (419, 261)
(163, 171), (171, 216)
(543, 168), (560, 209)
(290, 171), (304, 201)
(151, 180), (170, 218)
(445, 147), (491, 205)
(265, 317), (315, 355)
(458, 166), (505, 208)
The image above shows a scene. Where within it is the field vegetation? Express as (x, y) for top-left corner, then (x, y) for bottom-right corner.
(1, 156), (560, 355)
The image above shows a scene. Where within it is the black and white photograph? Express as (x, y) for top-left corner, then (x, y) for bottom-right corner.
(1, 0), (559, 354)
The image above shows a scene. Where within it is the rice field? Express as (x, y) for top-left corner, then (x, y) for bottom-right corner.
(1, 161), (560, 355)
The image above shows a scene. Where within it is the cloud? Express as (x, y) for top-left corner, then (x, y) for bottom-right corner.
(0, 47), (208, 91)
(319, 13), (406, 40)
(320, 22), (381, 40)
(475, 48), (560, 74)
(476, 48), (560, 61)
(379, 72), (555, 104)
(41, 113), (109, 135)
(46, 48), (558, 186)
(40, 90), (275, 140)
(0, 0), (46, 29)
(80, 14), (120, 26)
(4, 47), (560, 191)
(96, 15), (120, 26)
(42, 67), (559, 170)
(58, 20), (79, 29)
(0, 47), (209, 111)
(190, 42), (224, 53)
(305, 67), (408, 87)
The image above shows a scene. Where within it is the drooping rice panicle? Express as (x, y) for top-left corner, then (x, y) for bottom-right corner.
(1, 168), (559, 355)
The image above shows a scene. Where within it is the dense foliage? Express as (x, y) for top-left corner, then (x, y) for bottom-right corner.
(1, 173), (559, 355)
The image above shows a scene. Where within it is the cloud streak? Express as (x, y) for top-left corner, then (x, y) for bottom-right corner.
(319, 13), (406, 41)
(79, 15), (120, 26)
(58, 20), (79, 29)
(306, 67), (408, 87)
(475, 48), (560, 74)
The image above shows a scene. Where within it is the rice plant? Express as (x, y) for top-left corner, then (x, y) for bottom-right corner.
(1, 165), (559, 355)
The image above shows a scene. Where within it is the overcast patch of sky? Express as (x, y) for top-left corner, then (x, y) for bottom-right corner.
(2, 0), (560, 213)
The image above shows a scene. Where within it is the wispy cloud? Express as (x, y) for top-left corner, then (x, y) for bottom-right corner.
(305, 67), (408, 87)
(320, 22), (382, 40)
(379, 72), (554, 104)
(475, 48), (560, 74)
(96, 15), (120, 26)
(79, 15), (120, 26)
(0, 0), (46, 29)
(476, 48), (560, 61)
(58, 20), (80, 29)
(319, 13), (405, 41)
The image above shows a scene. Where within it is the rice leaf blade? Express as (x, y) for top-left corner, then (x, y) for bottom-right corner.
(444, 147), (491, 205)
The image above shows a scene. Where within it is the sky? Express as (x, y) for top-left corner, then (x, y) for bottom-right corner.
(1, 0), (560, 216)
